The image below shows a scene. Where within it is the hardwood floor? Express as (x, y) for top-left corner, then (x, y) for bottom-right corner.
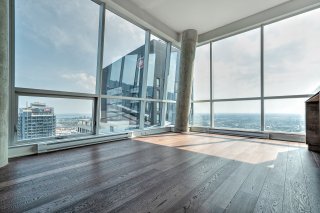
(0, 133), (319, 213)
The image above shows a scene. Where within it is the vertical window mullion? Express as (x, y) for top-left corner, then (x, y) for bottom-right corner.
(139, 30), (151, 129)
(210, 42), (213, 128)
(260, 26), (265, 132)
(10, 0), (16, 145)
(94, 2), (106, 135)
(161, 42), (172, 126)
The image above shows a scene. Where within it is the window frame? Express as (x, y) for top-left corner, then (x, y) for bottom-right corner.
(192, 20), (316, 136)
(10, 0), (180, 146)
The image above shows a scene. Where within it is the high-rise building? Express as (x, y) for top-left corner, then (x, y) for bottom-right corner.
(17, 102), (56, 141)
(100, 39), (179, 132)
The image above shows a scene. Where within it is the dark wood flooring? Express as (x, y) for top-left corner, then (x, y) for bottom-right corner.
(0, 133), (319, 213)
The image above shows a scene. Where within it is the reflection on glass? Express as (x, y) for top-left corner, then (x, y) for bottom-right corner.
(213, 29), (260, 99)
(214, 101), (260, 131)
(264, 8), (320, 96)
(265, 98), (306, 133)
(100, 99), (140, 134)
(166, 103), (176, 125)
(194, 44), (210, 100)
(167, 47), (180, 100)
(17, 96), (93, 141)
(145, 102), (162, 127)
(15, 0), (100, 93)
(192, 102), (210, 127)
(102, 10), (146, 97)
(146, 35), (168, 99)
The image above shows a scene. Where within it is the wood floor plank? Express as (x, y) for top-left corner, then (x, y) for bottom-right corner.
(0, 142), (160, 189)
(299, 149), (320, 213)
(0, 133), (316, 213)
(0, 140), (152, 182)
(311, 152), (320, 168)
(0, 144), (184, 206)
(112, 158), (233, 213)
(253, 148), (289, 213)
(198, 162), (255, 213)
(282, 149), (311, 213)
(27, 149), (206, 213)
(225, 165), (270, 213)
(165, 160), (242, 213)
(58, 155), (216, 213)
(1, 145), (193, 212)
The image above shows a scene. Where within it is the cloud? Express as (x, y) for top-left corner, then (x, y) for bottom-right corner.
(264, 8), (320, 96)
(103, 10), (146, 66)
(16, 0), (99, 54)
(61, 73), (96, 91)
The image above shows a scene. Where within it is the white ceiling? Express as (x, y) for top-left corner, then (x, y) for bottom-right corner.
(106, 0), (320, 44)
(123, 0), (291, 34)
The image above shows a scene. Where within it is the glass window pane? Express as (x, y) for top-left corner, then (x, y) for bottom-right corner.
(17, 96), (93, 142)
(214, 101), (260, 131)
(15, 0), (100, 93)
(265, 98), (306, 133)
(167, 47), (180, 101)
(212, 29), (260, 99)
(194, 44), (210, 100)
(166, 103), (176, 125)
(100, 99), (140, 134)
(146, 35), (167, 99)
(192, 102), (210, 127)
(102, 10), (146, 97)
(264, 9), (320, 96)
(145, 102), (162, 127)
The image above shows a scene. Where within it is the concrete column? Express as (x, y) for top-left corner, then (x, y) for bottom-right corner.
(174, 29), (198, 132)
(0, 0), (9, 168)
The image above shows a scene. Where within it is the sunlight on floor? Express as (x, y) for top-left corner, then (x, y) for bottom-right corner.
(134, 133), (307, 164)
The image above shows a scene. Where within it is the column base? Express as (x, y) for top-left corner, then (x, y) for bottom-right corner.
(173, 126), (190, 133)
(0, 160), (8, 168)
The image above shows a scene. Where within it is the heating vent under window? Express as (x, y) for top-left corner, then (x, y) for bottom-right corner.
(37, 133), (129, 153)
(190, 127), (270, 139)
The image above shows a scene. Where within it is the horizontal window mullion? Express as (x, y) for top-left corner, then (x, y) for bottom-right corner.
(100, 95), (176, 103)
(193, 95), (313, 103)
(212, 97), (261, 102)
(15, 87), (97, 99)
(192, 100), (211, 103)
(264, 94), (313, 100)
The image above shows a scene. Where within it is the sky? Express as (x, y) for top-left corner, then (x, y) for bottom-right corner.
(15, 0), (148, 114)
(194, 8), (320, 114)
(103, 10), (146, 67)
(15, 0), (320, 115)
(15, 0), (100, 96)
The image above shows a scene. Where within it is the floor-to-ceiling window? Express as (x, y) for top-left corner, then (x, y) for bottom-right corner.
(192, 44), (210, 126)
(14, 0), (100, 143)
(263, 8), (320, 133)
(165, 46), (180, 125)
(100, 9), (146, 134)
(212, 29), (261, 131)
(192, 8), (320, 135)
(13, 0), (180, 145)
